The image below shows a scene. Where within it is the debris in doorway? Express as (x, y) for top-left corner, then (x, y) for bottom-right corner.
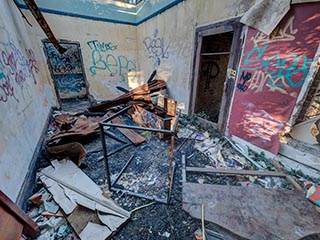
(39, 160), (130, 239)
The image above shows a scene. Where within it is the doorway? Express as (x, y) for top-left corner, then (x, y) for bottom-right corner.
(189, 18), (242, 132)
(194, 32), (233, 122)
(43, 40), (90, 105)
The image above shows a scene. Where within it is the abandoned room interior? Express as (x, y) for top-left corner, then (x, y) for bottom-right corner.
(1, 0), (320, 239)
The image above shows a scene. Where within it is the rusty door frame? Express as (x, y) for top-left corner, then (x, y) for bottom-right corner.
(42, 39), (90, 106)
(189, 17), (243, 134)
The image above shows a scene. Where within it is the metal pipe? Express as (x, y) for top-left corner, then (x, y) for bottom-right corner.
(101, 105), (132, 123)
(111, 187), (168, 204)
(112, 155), (135, 186)
(101, 123), (175, 134)
(104, 130), (127, 143)
(100, 124), (111, 190)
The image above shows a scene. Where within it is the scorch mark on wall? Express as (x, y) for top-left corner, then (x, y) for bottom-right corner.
(87, 39), (136, 83)
(143, 29), (169, 66)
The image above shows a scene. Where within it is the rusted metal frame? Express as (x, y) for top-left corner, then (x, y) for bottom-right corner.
(101, 105), (132, 123)
(100, 108), (179, 204)
(104, 130), (127, 143)
(100, 123), (111, 190)
(166, 113), (180, 202)
(110, 187), (168, 204)
(23, 0), (66, 54)
(102, 123), (175, 134)
(111, 155), (135, 186)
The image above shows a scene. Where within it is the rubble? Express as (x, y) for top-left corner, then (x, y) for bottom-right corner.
(26, 97), (320, 239)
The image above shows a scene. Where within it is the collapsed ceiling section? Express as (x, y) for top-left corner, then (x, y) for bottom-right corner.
(15, 0), (183, 25)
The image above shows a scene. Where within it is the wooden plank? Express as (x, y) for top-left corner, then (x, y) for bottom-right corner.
(269, 159), (303, 191)
(0, 190), (39, 238)
(182, 183), (320, 240)
(110, 116), (146, 145)
(275, 154), (319, 178)
(279, 142), (320, 171)
(186, 167), (287, 177)
(157, 96), (177, 117)
(0, 205), (23, 240)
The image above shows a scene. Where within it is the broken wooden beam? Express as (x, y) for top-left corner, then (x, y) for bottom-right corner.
(88, 80), (167, 112)
(186, 167), (287, 177)
(23, 0), (66, 54)
(269, 158), (303, 191)
(108, 115), (146, 145)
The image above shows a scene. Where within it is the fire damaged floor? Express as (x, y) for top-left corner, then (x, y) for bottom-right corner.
(27, 105), (320, 240)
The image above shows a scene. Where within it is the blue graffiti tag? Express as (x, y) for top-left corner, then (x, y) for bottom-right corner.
(240, 44), (312, 89)
(89, 49), (136, 83)
(143, 29), (169, 66)
(87, 40), (117, 52)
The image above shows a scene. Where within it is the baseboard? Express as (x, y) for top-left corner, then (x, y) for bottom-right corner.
(16, 107), (55, 211)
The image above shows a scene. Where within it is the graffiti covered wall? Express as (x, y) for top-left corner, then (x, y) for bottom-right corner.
(228, 3), (320, 154)
(137, 0), (254, 112)
(21, 10), (138, 100)
(0, 0), (55, 201)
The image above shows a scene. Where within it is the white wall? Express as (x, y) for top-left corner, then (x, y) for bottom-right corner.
(0, 0), (55, 201)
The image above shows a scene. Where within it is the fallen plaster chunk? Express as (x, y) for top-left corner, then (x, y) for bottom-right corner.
(40, 160), (130, 239)
(79, 222), (111, 240)
(40, 176), (77, 215)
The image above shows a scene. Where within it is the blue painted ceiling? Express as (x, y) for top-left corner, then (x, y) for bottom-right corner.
(16, 0), (184, 25)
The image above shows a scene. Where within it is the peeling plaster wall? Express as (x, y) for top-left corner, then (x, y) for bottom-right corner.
(23, 11), (138, 101)
(0, 0), (55, 201)
(136, 0), (255, 113)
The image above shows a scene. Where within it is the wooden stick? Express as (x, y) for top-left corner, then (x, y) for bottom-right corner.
(202, 204), (206, 240)
(269, 159), (303, 191)
(186, 167), (287, 177)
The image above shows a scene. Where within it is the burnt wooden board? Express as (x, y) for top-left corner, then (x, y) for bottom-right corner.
(111, 116), (145, 145)
(182, 183), (320, 240)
